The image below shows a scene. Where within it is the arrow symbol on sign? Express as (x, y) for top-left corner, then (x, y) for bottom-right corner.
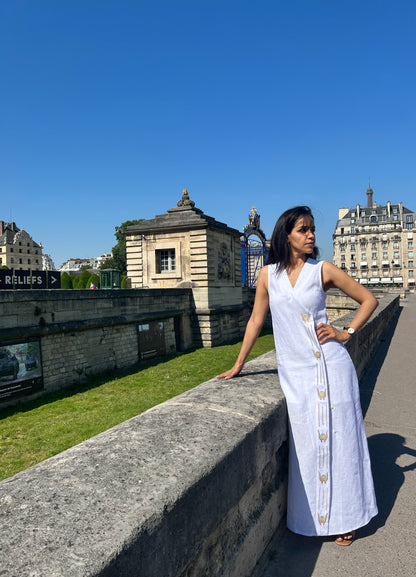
(51, 276), (57, 284)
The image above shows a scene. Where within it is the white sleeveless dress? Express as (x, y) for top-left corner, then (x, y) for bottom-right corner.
(268, 259), (378, 536)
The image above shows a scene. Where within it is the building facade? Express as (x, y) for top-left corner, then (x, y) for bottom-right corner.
(58, 253), (112, 272)
(332, 185), (415, 289)
(0, 221), (43, 272)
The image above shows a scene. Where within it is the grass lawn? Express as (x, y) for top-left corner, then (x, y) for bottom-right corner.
(0, 331), (275, 482)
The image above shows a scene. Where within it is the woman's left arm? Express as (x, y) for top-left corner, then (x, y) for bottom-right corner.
(316, 261), (379, 345)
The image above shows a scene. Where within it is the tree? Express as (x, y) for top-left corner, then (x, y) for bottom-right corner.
(100, 219), (143, 275)
(61, 272), (73, 289)
(88, 273), (100, 289)
(77, 270), (92, 289)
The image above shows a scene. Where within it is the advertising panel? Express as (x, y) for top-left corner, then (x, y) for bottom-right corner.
(0, 339), (43, 403)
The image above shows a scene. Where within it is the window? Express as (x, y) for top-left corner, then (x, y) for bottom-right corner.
(408, 251), (414, 258)
(393, 215), (398, 221)
(408, 261), (414, 268)
(10, 248), (13, 252)
(406, 223), (414, 229)
(350, 244), (355, 251)
(372, 252), (377, 259)
(340, 244), (345, 252)
(351, 271), (356, 277)
(383, 252), (388, 259)
(350, 227), (355, 233)
(361, 253), (367, 260)
(409, 270), (414, 278)
(156, 249), (176, 273)
(408, 241), (413, 249)
(11, 257), (14, 263)
(351, 218), (355, 224)
(28, 259), (31, 265)
(19, 258), (22, 264)
(351, 212), (356, 217)
(382, 242), (388, 249)
(351, 254), (356, 261)
(351, 262), (356, 269)
(393, 242), (399, 249)
(407, 215), (413, 222)
(371, 243), (377, 250)
(341, 254), (345, 261)
(394, 251), (399, 259)
(370, 216), (377, 223)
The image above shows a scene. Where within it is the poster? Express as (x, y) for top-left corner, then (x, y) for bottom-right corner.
(0, 339), (43, 403)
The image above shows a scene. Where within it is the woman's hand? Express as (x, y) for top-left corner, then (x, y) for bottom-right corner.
(316, 323), (349, 345)
(217, 361), (244, 380)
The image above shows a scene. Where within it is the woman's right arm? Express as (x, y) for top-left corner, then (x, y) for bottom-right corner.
(217, 266), (270, 379)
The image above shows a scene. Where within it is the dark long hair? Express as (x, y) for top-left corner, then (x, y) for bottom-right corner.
(266, 206), (319, 271)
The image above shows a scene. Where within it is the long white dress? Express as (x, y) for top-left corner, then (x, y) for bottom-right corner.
(268, 259), (378, 536)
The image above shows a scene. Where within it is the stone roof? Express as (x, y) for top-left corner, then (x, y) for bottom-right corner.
(0, 221), (41, 247)
(124, 190), (242, 236)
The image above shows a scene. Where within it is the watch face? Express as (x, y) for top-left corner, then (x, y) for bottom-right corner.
(347, 327), (355, 335)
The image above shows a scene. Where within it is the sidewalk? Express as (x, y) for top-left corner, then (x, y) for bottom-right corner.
(253, 293), (416, 577)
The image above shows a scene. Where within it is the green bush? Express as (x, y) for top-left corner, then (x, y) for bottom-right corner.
(76, 270), (92, 289)
(88, 273), (100, 289)
(61, 272), (73, 289)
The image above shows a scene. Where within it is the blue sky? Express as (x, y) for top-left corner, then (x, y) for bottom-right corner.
(1, 0), (415, 267)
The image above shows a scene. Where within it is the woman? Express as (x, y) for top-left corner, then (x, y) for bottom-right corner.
(217, 206), (378, 545)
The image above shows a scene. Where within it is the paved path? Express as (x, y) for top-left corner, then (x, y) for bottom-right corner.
(253, 293), (416, 577)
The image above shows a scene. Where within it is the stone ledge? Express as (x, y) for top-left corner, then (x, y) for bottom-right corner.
(0, 352), (288, 577)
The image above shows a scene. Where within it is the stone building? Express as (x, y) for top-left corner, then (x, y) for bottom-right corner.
(125, 190), (245, 346)
(0, 221), (43, 272)
(332, 184), (415, 289)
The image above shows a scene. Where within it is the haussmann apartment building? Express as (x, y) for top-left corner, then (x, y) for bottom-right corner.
(332, 185), (415, 290)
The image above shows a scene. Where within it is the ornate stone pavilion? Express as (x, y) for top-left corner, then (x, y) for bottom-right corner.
(124, 190), (245, 346)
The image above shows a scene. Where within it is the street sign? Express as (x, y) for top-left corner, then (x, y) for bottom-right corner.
(47, 271), (61, 288)
(0, 270), (61, 289)
(13, 271), (47, 289)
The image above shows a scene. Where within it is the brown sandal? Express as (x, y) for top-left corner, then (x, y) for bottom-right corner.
(335, 530), (356, 546)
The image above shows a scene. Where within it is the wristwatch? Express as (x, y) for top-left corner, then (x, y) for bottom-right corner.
(343, 326), (355, 336)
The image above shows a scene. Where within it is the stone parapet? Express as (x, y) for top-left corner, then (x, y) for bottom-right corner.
(0, 295), (400, 576)
(0, 352), (288, 577)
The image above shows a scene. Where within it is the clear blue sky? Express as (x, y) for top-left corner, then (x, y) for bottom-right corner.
(1, 0), (415, 267)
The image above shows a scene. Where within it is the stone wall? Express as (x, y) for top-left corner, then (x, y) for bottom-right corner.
(0, 294), (400, 577)
(0, 289), (195, 405)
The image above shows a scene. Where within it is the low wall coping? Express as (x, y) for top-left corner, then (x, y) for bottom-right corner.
(0, 351), (286, 577)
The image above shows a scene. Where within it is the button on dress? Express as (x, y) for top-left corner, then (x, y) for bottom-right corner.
(268, 259), (378, 536)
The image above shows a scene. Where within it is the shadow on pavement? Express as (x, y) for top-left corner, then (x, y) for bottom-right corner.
(361, 433), (416, 537)
(359, 305), (402, 418)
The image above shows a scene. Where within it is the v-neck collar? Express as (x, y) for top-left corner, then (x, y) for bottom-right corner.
(284, 258), (311, 290)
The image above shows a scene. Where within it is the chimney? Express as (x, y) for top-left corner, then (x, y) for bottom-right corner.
(338, 207), (349, 219)
(387, 201), (391, 217)
(0, 221), (4, 235)
(366, 179), (373, 208)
